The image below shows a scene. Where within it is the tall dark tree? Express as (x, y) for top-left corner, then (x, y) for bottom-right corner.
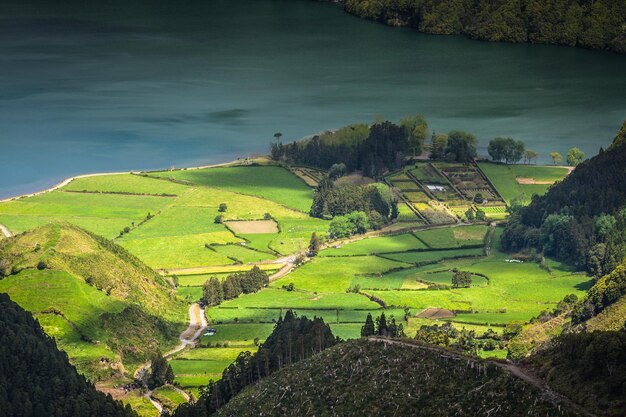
(361, 313), (376, 337)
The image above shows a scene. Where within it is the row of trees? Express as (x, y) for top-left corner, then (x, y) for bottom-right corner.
(340, 0), (626, 53)
(271, 120), (414, 178)
(172, 311), (338, 417)
(487, 137), (585, 166)
(360, 312), (405, 337)
(202, 266), (269, 307)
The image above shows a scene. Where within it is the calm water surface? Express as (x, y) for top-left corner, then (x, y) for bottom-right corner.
(1, 0), (625, 198)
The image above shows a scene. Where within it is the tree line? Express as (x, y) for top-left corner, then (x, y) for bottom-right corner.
(202, 266), (269, 307)
(332, 0), (626, 54)
(171, 311), (338, 417)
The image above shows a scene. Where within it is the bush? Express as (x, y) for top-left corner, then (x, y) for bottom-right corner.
(219, 203), (228, 212)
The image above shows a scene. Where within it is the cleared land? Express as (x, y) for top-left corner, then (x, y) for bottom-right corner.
(225, 220), (279, 234)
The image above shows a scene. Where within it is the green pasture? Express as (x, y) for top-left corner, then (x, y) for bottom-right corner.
(152, 386), (188, 410)
(364, 251), (591, 324)
(271, 256), (409, 293)
(319, 233), (427, 257)
(478, 162), (569, 204)
(211, 244), (276, 264)
(413, 225), (487, 249)
(381, 247), (484, 264)
(148, 166), (313, 212)
(215, 288), (379, 309)
(64, 174), (190, 195)
(0, 191), (172, 238)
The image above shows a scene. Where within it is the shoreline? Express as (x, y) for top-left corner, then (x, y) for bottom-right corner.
(0, 158), (248, 204)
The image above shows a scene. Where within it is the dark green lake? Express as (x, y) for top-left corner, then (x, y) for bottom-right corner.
(1, 0), (625, 197)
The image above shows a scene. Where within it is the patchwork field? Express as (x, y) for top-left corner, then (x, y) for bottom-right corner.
(0, 158), (585, 416)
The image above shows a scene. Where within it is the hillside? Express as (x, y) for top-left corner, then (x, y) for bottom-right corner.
(0, 293), (137, 417)
(0, 223), (187, 379)
(526, 329), (626, 417)
(328, 0), (626, 54)
(211, 338), (583, 417)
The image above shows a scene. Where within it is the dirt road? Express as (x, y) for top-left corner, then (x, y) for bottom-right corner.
(135, 303), (207, 413)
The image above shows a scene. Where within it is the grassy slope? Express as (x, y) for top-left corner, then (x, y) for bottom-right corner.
(0, 224), (186, 379)
(215, 339), (581, 417)
(478, 162), (569, 204)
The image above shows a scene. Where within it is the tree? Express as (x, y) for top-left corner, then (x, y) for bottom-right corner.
(214, 214), (223, 224)
(147, 352), (174, 389)
(487, 137), (524, 164)
(202, 277), (224, 306)
(430, 132), (449, 159)
(445, 131), (477, 162)
(567, 147), (585, 166)
(361, 313), (375, 337)
(475, 209), (486, 221)
(218, 203), (228, 212)
(523, 150), (539, 164)
(273, 132), (282, 141)
(328, 163), (347, 180)
(376, 312), (389, 336)
(465, 208), (475, 222)
(400, 114), (428, 157)
(452, 271), (472, 288)
(549, 151), (563, 165)
(308, 232), (321, 256)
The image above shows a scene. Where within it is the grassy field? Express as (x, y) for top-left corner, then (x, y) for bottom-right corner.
(413, 225), (487, 249)
(477, 162), (569, 204)
(270, 256), (410, 293)
(319, 233), (427, 256)
(147, 166), (314, 212)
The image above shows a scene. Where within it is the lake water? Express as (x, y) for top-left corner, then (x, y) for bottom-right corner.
(1, 0), (625, 198)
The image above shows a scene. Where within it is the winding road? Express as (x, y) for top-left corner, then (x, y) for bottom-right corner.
(136, 303), (207, 414)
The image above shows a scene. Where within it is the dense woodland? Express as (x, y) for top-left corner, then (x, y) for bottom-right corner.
(0, 293), (136, 417)
(326, 0), (626, 54)
(172, 311), (338, 417)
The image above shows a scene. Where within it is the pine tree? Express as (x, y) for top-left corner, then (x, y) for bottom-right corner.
(308, 232), (321, 256)
(376, 312), (388, 336)
(361, 313), (376, 337)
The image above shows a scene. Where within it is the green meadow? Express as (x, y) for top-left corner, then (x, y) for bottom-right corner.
(477, 162), (569, 204)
